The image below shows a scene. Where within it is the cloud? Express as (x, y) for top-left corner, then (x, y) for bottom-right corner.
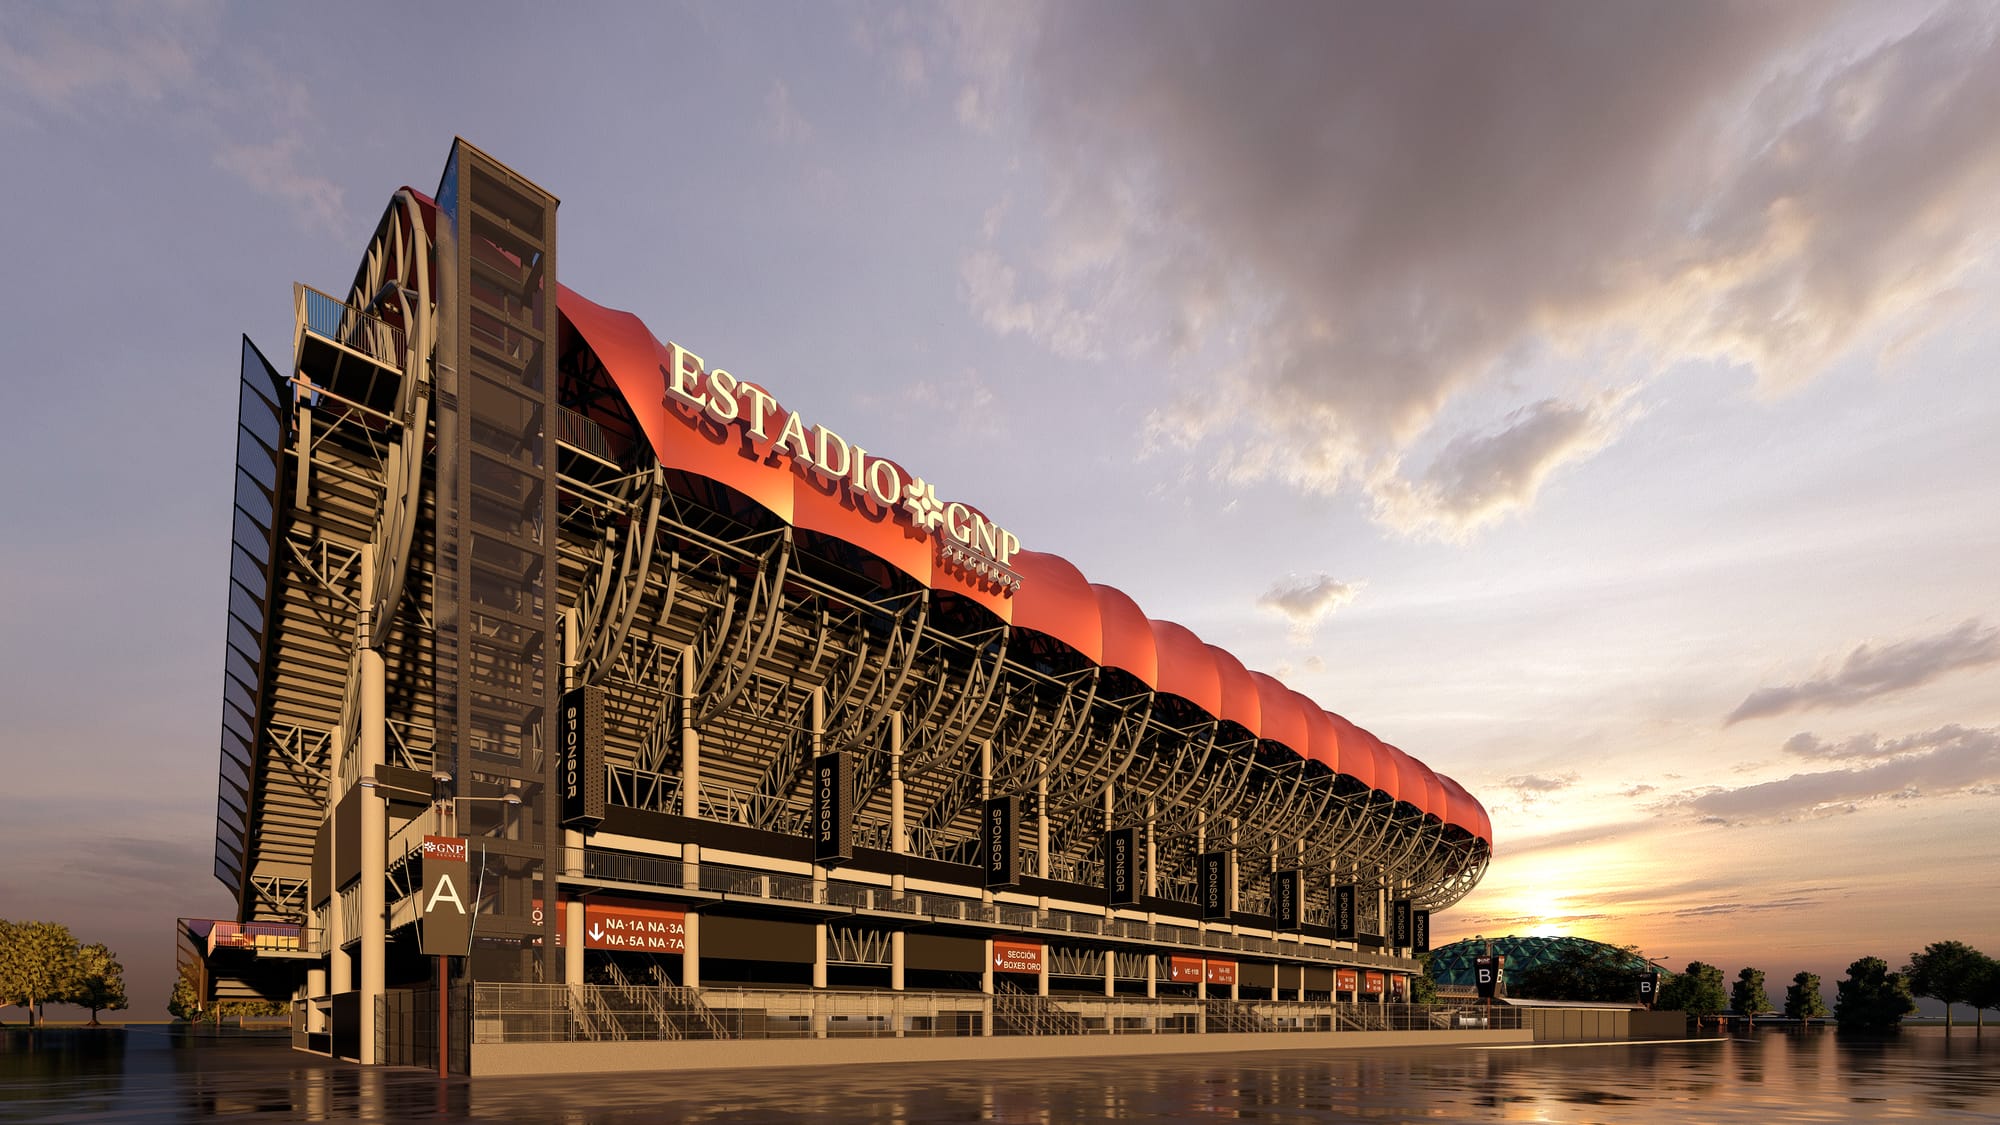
(1497, 772), (1579, 811)
(1257, 573), (1362, 641)
(0, 1), (207, 111)
(1508, 773), (1578, 795)
(1726, 619), (2000, 724)
(214, 134), (345, 234)
(1671, 896), (1824, 919)
(1688, 724), (2000, 823)
(949, 2), (2000, 538)
(1367, 394), (1635, 540)
(764, 80), (814, 144)
(0, 5), (345, 233)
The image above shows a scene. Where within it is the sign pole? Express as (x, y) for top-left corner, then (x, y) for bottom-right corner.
(437, 954), (448, 1079)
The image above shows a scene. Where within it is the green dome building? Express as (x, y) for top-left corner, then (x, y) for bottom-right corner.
(1428, 935), (1664, 991)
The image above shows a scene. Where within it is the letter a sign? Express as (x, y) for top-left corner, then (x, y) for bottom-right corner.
(421, 835), (472, 957)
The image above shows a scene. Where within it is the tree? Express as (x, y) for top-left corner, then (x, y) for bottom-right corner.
(1411, 954), (1438, 1006)
(1904, 941), (1987, 1031)
(66, 943), (127, 1027)
(1964, 954), (1999, 1033)
(1835, 956), (1916, 1031)
(168, 960), (204, 1023)
(1784, 971), (1828, 1021)
(0, 920), (83, 1026)
(1656, 960), (1728, 1022)
(1731, 967), (1773, 1021)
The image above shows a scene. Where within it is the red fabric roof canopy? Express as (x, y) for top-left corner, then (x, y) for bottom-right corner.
(554, 283), (1489, 845)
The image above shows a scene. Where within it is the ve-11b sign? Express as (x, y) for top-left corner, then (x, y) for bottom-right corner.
(581, 899), (687, 953)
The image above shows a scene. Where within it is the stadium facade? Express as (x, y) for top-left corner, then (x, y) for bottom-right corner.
(208, 140), (1496, 1068)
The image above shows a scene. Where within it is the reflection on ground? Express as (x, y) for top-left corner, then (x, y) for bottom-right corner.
(1, 1024), (1995, 1122)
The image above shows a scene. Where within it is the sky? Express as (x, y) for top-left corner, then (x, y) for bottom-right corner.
(2, 1), (1996, 1020)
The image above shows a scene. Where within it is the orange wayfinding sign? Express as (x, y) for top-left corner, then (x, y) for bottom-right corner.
(1205, 960), (1237, 986)
(1336, 968), (1359, 993)
(582, 898), (686, 953)
(993, 939), (1043, 974)
(1169, 956), (1205, 983)
(1364, 971), (1386, 994)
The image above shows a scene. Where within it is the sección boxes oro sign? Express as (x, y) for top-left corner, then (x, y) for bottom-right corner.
(992, 939), (1043, 974)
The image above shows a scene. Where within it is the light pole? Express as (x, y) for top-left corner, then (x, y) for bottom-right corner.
(429, 772), (520, 1079)
(359, 768), (521, 1078)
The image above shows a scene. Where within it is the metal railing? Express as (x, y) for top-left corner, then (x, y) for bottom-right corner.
(294, 284), (405, 371)
(468, 984), (1519, 1044)
(574, 850), (1414, 972)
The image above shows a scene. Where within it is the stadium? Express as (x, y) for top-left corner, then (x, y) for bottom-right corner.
(200, 140), (1500, 1072)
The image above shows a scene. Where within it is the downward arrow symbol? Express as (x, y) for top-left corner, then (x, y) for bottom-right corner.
(588, 924), (604, 941)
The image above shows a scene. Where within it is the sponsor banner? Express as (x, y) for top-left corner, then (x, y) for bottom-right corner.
(1412, 909), (1430, 954)
(1364, 971), (1386, 995)
(1270, 868), (1301, 931)
(1104, 826), (1141, 907)
(813, 752), (853, 865)
(558, 685), (606, 830)
(1392, 899), (1412, 947)
(992, 938), (1043, 974)
(1474, 954), (1504, 1000)
(420, 835), (471, 957)
(1205, 960), (1237, 987)
(1335, 968), (1359, 994)
(1332, 884), (1357, 940)
(1198, 851), (1229, 920)
(1169, 955), (1206, 983)
(984, 796), (1020, 888)
(582, 899), (687, 953)
(1639, 970), (1660, 1004)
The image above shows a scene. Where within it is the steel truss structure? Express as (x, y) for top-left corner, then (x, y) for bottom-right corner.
(211, 141), (1491, 1063)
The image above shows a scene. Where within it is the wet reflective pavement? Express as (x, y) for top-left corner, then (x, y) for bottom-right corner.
(3, 1025), (1996, 1123)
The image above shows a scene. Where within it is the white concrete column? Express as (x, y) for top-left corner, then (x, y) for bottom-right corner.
(682, 912), (700, 989)
(357, 559), (385, 1065)
(563, 615), (585, 988)
(1194, 811), (1207, 971)
(1144, 799), (1157, 901)
(680, 648), (700, 893)
(1144, 797), (1158, 1002)
(1035, 775), (1049, 879)
(563, 849), (584, 988)
(1226, 817), (1240, 913)
(979, 741), (993, 908)
(889, 713), (906, 993)
(1102, 786), (1115, 920)
(328, 726), (350, 998)
(1038, 951), (1050, 998)
(1102, 788), (1116, 999)
(889, 713), (906, 857)
(305, 967), (326, 1033)
(679, 647), (700, 821)
(813, 921), (829, 1040)
(1035, 775), (1050, 917)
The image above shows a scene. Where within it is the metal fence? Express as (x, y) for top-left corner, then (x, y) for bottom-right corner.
(294, 283), (404, 369)
(468, 983), (1521, 1044)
